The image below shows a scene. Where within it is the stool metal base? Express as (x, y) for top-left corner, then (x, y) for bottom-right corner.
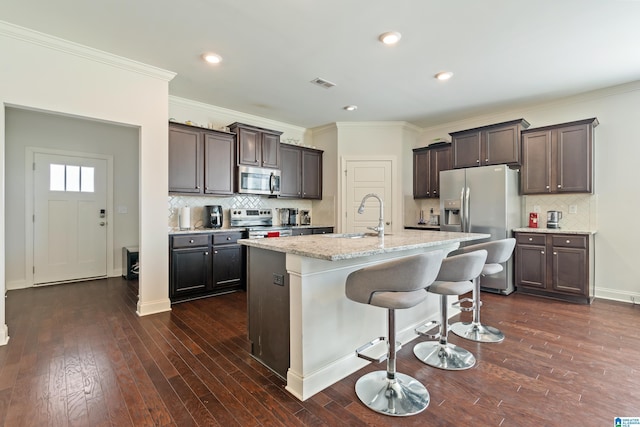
(413, 342), (476, 370)
(354, 371), (430, 417)
(450, 321), (505, 343)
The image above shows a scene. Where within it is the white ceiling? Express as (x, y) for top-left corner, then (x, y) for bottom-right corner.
(2, 0), (640, 129)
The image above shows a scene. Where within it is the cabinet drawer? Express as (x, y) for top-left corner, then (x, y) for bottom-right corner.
(172, 234), (210, 248)
(551, 235), (587, 249)
(516, 233), (546, 246)
(213, 232), (243, 245)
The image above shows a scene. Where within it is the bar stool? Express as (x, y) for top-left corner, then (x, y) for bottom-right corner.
(450, 238), (516, 343)
(345, 251), (445, 417)
(413, 250), (487, 370)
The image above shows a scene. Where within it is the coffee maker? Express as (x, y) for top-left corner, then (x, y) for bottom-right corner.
(204, 205), (223, 228)
(546, 210), (562, 229)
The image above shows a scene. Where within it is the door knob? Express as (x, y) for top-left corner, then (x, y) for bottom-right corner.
(99, 222), (106, 226)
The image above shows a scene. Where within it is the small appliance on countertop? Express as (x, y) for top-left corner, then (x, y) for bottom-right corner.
(230, 208), (293, 238)
(547, 210), (563, 229)
(300, 210), (311, 225)
(204, 205), (223, 228)
(278, 208), (299, 226)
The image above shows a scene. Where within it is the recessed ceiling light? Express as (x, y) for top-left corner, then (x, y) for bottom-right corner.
(343, 105), (358, 111)
(379, 31), (402, 45)
(202, 53), (222, 64)
(435, 71), (453, 81)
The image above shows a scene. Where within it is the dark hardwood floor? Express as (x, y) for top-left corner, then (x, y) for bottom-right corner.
(0, 277), (638, 426)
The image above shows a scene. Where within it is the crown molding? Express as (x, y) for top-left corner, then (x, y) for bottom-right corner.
(0, 20), (176, 82)
(168, 95), (307, 133)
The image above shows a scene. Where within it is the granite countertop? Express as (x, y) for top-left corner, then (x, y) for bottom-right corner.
(512, 227), (597, 235)
(238, 230), (490, 261)
(168, 225), (335, 235)
(168, 227), (247, 235)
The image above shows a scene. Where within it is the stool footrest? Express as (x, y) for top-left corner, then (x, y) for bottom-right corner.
(452, 297), (475, 312)
(415, 321), (440, 340)
(356, 337), (394, 363)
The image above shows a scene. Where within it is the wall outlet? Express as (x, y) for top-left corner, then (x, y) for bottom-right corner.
(273, 273), (284, 286)
(533, 205), (541, 213)
(569, 205), (578, 214)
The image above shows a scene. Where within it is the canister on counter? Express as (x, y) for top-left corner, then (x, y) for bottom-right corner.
(529, 212), (538, 228)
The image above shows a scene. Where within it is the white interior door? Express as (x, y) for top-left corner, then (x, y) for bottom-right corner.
(33, 153), (108, 285)
(345, 160), (392, 233)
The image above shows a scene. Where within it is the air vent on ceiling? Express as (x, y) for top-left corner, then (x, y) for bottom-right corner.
(310, 77), (336, 89)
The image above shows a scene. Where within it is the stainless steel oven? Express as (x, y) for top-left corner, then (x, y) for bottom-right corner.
(237, 166), (281, 196)
(230, 208), (292, 238)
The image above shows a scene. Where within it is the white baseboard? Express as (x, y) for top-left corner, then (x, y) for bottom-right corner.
(594, 286), (640, 304)
(0, 324), (9, 346)
(136, 298), (171, 317)
(6, 280), (28, 290)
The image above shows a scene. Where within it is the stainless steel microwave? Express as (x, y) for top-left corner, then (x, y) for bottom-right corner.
(237, 165), (281, 196)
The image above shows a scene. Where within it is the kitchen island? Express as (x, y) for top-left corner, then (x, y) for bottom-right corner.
(240, 230), (490, 401)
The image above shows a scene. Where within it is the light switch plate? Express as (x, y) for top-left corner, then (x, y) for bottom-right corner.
(569, 205), (577, 214)
(533, 205), (541, 213)
(117, 205), (128, 214)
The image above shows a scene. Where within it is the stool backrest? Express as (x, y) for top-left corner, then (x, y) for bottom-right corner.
(457, 238), (515, 265)
(436, 249), (488, 283)
(345, 250), (445, 305)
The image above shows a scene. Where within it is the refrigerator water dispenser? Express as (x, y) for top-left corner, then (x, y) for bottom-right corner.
(443, 199), (461, 226)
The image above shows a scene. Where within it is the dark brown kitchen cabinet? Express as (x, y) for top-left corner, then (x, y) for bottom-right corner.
(450, 119), (530, 168)
(211, 231), (244, 291)
(521, 118), (598, 194)
(413, 142), (451, 198)
(169, 122), (235, 195)
(169, 125), (202, 193)
(515, 232), (594, 304)
(170, 234), (212, 300)
(280, 144), (323, 199)
(228, 122), (283, 169)
(170, 231), (245, 303)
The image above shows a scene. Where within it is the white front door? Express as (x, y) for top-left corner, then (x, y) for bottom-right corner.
(33, 153), (108, 284)
(345, 160), (393, 233)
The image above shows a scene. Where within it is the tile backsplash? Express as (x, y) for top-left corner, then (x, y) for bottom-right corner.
(407, 193), (597, 231)
(168, 194), (312, 229)
(523, 193), (597, 231)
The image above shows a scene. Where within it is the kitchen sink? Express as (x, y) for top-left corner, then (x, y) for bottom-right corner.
(323, 232), (392, 239)
(323, 232), (368, 239)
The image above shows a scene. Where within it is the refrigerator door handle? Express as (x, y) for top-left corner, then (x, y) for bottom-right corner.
(465, 186), (471, 232)
(459, 187), (465, 231)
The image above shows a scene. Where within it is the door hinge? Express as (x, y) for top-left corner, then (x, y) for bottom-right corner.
(33, 214), (35, 223)
(33, 266), (35, 274)
(344, 169), (347, 176)
(33, 162), (36, 171)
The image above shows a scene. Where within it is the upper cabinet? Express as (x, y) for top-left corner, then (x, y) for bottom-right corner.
(521, 118), (598, 194)
(449, 119), (530, 168)
(280, 144), (323, 199)
(169, 122), (235, 195)
(228, 122), (283, 169)
(413, 142), (451, 199)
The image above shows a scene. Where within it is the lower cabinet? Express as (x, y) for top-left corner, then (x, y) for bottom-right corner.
(247, 247), (289, 378)
(170, 231), (245, 303)
(515, 231), (594, 303)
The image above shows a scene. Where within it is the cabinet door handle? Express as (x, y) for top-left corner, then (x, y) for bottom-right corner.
(566, 240), (571, 243)
(557, 184), (562, 188)
(541, 251), (545, 254)
(476, 159), (480, 163)
(553, 252), (557, 255)
(196, 186), (200, 189)
(485, 158), (489, 163)
(546, 185), (550, 189)
(226, 236), (231, 240)
(214, 250), (218, 254)
(204, 251), (209, 255)
(189, 239), (194, 243)
(528, 237), (533, 241)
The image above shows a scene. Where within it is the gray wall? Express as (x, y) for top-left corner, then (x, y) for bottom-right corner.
(5, 107), (139, 287)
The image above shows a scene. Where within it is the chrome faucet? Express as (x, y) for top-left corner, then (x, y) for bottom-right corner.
(357, 193), (384, 237)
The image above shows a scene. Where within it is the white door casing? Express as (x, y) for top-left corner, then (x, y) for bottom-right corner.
(27, 149), (113, 285)
(343, 159), (393, 234)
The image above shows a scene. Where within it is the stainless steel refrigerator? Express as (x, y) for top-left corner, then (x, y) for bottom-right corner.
(440, 165), (521, 295)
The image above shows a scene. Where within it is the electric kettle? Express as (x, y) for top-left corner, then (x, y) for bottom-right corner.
(547, 210), (562, 229)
